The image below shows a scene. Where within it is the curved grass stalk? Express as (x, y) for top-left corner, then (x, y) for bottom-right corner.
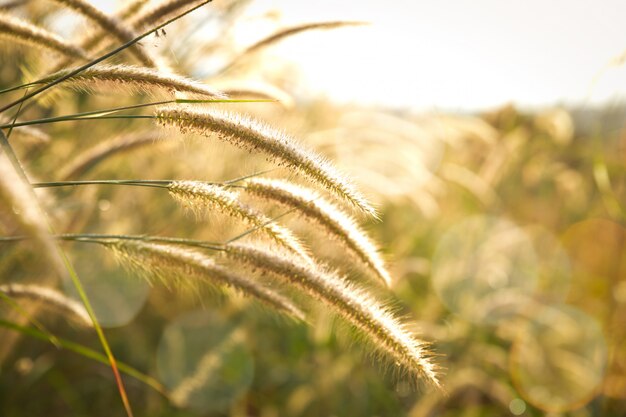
(0, 11), (88, 59)
(51, 0), (156, 67)
(244, 178), (392, 286)
(156, 106), (377, 217)
(0, 283), (91, 326)
(220, 21), (367, 75)
(58, 132), (162, 180)
(0, 318), (168, 396)
(107, 239), (305, 320)
(168, 181), (313, 264)
(223, 242), (440, 387)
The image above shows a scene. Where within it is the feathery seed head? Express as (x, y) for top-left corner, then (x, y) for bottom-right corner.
(45, 65), (226, 99)
(0, 12), (88, 59)
(0, 283), (91, 326)
(156, 106), (377, 217)
(107, 239), (305, 320)
(168, 181), (313, 264)
(245, 178), (392, 286)
(223, 242), (440, 387)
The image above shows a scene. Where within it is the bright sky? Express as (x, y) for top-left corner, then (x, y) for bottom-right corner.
(101, 0), (626, 111)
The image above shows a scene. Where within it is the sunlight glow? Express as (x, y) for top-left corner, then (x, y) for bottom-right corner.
(236, 0), (626, 111)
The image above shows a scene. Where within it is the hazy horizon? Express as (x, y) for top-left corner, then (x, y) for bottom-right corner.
(95, 0), (626, 112)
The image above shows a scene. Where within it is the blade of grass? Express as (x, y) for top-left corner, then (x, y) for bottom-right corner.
(0, 129), (134, 417)
(0, 99), (275, 129)
(0, 319), (167, 396)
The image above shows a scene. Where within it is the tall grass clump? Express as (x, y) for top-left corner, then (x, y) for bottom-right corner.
(0, 1), (441, 415)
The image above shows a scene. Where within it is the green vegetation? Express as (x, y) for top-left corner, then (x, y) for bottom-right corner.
(1, 1), (625, 416)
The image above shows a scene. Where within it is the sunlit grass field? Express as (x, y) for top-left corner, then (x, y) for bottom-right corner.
(0, 1), (625, 416)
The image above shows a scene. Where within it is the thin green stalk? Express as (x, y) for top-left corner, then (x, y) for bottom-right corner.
(0, 291), (61, 348)
(0, 319), (168, 396)
(5, 88), (29, 141)
(32, 180), (173, 189)
(0, 233), (224, 250)
(0, 80), (43, 96)
(31, 169), (275, 190)
(0, 0), (213, 114)
(1, 114), (155, 129)
(59, 249), (135, 417)
(0, 99), (275, 130)
(0, 130), (134, 417)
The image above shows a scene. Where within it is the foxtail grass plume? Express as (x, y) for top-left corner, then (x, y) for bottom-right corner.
(156, 106), (377, 217)
(245, 178), (391, 286)
(107, 239), (305, 320)
(168, 181), (312, 264)
(224, 242), (440, 387)
(51, 0), (156, 67)
(0, 283), (91, 326)
(0, 12), (88, 59)
(43, 64), (225, 99)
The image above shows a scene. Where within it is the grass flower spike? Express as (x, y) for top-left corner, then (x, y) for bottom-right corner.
(245, 178), (391, 286)
(0, 12), (88, 59)
(156, 106), (377, 217)
(224, 243), (439, 387)
(42, 64), (225, 99)
(107, 239), (305, 320)
(168, 181), (313, 264)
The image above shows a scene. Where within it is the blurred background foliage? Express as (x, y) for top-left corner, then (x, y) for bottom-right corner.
(1, 0), (625, 416)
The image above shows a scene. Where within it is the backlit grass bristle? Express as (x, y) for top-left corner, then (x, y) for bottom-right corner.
(156, 106), (377, 217)
(106, 239), (305, 320)
(224, 242), (440, 387)
(168, 181), (313, 264)
(242, 21), (368, 57)
(221, 21), (368, 74)
(43, 64), (226, 99)
(0, 11), (88, 59)
(0, 283), (91, 326)
(52, 0), (156, 67)
(245, 178), (392, 286)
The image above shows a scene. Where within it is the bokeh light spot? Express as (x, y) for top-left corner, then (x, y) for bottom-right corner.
(432, 215), (538, 324)
(509, 398), (526, 415)
(510, 304), (608, 413)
